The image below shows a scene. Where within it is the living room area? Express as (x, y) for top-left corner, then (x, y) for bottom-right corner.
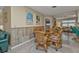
(0, 6), (79, 53)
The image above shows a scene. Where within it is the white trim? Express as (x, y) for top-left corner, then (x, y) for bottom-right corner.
(11, 38), (34, 50)
(11, 25), (44, 28)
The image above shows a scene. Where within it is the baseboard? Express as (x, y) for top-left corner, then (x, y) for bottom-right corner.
(11, 38), (34, 50)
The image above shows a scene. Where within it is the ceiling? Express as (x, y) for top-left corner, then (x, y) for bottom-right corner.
(29, 6), (79, 17)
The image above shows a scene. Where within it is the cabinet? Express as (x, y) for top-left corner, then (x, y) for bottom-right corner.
(44, 17), (53, 31)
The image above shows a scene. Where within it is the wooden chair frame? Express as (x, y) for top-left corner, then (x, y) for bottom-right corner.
(34, 31), (48, 52)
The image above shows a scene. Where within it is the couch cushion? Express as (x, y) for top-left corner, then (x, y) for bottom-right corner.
(0, 32), (5, 40)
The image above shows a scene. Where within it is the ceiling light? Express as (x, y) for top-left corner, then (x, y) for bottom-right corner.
(52, 6), (57, 8)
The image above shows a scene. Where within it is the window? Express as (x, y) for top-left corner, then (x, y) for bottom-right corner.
(62, 18), (76, 27)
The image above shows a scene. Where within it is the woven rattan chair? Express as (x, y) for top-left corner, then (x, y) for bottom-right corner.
(35, 31), (48, 52)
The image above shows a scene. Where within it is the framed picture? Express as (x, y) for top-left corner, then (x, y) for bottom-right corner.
(36, 15), (40, 24)
(45, 18), (50, 24)
(45, 18), (50, 30)
(26, 12), (33, 24)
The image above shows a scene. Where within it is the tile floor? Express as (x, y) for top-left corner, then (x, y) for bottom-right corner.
(7, 33), (79, 53)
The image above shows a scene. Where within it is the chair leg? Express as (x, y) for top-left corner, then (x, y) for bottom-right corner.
(45, 49), (47, 53)
(5, 47), (8, 52)
(36, 44), (39, 50)
(55, 48), (58, 51)
(0, 47), (1, 53)
(44, 44), (48, 53)
(0, 47), (3, 53)
(36, 47), (38, 50)
(54, 43), (58, 51)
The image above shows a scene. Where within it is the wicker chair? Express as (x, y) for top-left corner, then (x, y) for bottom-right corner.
(33, 26), (44, 42)
(50, 20), (62, 51)
(50, 27), (62, 50)
(35, 31), (48, 52)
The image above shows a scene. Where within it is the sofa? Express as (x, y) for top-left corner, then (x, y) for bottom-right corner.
(0, 30), (9, 53)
